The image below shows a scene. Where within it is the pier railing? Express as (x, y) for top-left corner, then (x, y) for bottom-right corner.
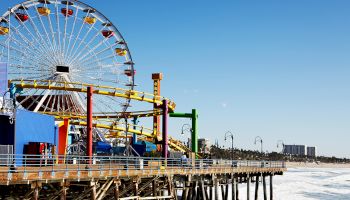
(0, 154), (285, 174)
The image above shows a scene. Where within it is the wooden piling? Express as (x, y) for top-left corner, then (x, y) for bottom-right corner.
(152, 179), (157, 197)
(60, 181), (68, 200)
(134, 180), (139, 196)
(263, 175), (267, 200)
(247, 174), (250, 200)
(91, 181), (97, 200)
(270, 175), (273, 200)
(254, 175), (259, 200)
(236, 177), (239, 200)
(221, 184), (225, 200)
(187, 182), (193, 200)
(232, 176), (237, 200)
(114, 180), (120, 200)
(33, 186), (39, 200)
(31, 182), (41, 200)
(199, 180), (207, 200)
(192, 181), (198, 200)
(224, 182), (229, 200)
(214, 178), (219, 200)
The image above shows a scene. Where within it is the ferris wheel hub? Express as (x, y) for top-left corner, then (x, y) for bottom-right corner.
(56, 65), (69, 73)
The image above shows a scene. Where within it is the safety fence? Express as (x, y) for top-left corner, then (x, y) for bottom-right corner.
(0, 154), (286, 174)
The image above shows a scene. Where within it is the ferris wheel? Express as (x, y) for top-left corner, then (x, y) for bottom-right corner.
(0, 0), (135, 115)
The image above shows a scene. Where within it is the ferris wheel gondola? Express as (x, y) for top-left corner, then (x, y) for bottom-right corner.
(0, 0), (135, 116)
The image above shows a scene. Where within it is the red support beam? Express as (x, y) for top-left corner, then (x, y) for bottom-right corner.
(162, 99), (168, 159)
(87, 86), (93, 164)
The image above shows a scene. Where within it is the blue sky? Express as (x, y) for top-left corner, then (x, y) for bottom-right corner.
(1, 0), (350, 157)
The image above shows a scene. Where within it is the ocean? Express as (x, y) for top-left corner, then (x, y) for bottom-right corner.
(178, 167), (350, 200)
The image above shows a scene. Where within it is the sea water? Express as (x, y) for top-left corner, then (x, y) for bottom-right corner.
(178, 168), (350, 200)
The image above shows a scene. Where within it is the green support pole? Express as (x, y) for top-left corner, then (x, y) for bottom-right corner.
(169, 109), (198, 155)
(192, 109), (198, 154)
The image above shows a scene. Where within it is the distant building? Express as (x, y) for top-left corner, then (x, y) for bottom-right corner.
(307, 146), (317, 157)
(188, 138), (211, 154)
(283, 145), (317, 157)
(198, 138), (211, 154)
(283, 145), (307, 156)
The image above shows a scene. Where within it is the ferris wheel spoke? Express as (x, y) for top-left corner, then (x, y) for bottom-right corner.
(46, 8), (59, 59)
(33, 3), (60, 65)
(21, 4), (56, 61)
(2, 40), (55, 67)
(67, 23), (96, 64)
(21, 89), (47, 111)
(54, 0), (63, 64)
(65, 18), (86, 63)
(10, 14), (51, 58)
(3, 54), (49, 74)
(2, 49), (51, 70)
(42, 91), (54, 113)
(80, 54), (115, 67)
(66, 91), (80, 114)
(7, 23), (48, 58)
(78, 44), (117, 64)
(64, 5), (80, 62)
(68, 25), (110, 64)
(13, 33), (58, 68)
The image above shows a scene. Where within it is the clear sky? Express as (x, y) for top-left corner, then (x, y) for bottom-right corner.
(1, 0), (350, 157)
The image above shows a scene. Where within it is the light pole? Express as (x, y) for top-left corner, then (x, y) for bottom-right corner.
(181, 124), (192, 149)
(254, 136), (263, 153)
(277, 140), (284, 154)
(224, 131), (234, 160)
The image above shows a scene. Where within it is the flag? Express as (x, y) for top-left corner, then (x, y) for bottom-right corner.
(0, 62), (7, 96)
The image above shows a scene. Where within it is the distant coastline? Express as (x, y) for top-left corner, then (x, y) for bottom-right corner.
(287, 161), (350, 168)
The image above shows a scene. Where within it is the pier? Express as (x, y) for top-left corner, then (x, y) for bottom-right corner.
(0, 155), (285, 199)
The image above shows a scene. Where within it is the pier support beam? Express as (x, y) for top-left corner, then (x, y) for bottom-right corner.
(254, 175), (259, 200)
(114, 180), (120, 200)
(225, 179), (230, 200)
(87, 86), (93, 164)
(192, 181), (198, 200)
(31, 182), (41, 200)
(162, 99), (168, 159)
(247, 174), (250, 200)
(133, 178), (139, 196)
(221, 184), (225, 200)
(199, 180), (207, 200)
(90, 181), (97, 200)
(214, 177), (219, 200)
(270, 175), (273, 200)
(152, 179), (157, 197)
(263, 175), (267, 200)
(232, 176), (237, 200)
(60, 181), (69, 200)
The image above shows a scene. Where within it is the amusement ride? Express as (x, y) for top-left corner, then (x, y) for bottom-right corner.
(0, 0), (190, 157)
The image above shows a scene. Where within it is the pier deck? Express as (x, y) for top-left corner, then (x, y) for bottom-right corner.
(0, 155), (286, 199)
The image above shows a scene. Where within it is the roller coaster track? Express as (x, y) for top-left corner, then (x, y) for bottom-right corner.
(9, 80), (189, 153)
(46, 110), (163, 120)
(9, 80), (176, 111)
(69, 120), (188, 153)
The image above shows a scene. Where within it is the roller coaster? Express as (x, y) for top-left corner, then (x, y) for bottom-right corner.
(0, 0), (193, 157)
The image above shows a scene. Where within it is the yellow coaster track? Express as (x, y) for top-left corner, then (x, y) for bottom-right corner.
(9, 79), (176, 111)
(9, 80), (190, 153)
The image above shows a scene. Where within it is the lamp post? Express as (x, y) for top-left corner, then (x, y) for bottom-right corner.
(277, 140), (284, 154)
(181, 124), (192, 149)
(224, 131), (234, 160)
(254, 136), (263, 153)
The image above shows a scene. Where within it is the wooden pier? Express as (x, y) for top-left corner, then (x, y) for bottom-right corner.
(0, 156), (286, 199)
